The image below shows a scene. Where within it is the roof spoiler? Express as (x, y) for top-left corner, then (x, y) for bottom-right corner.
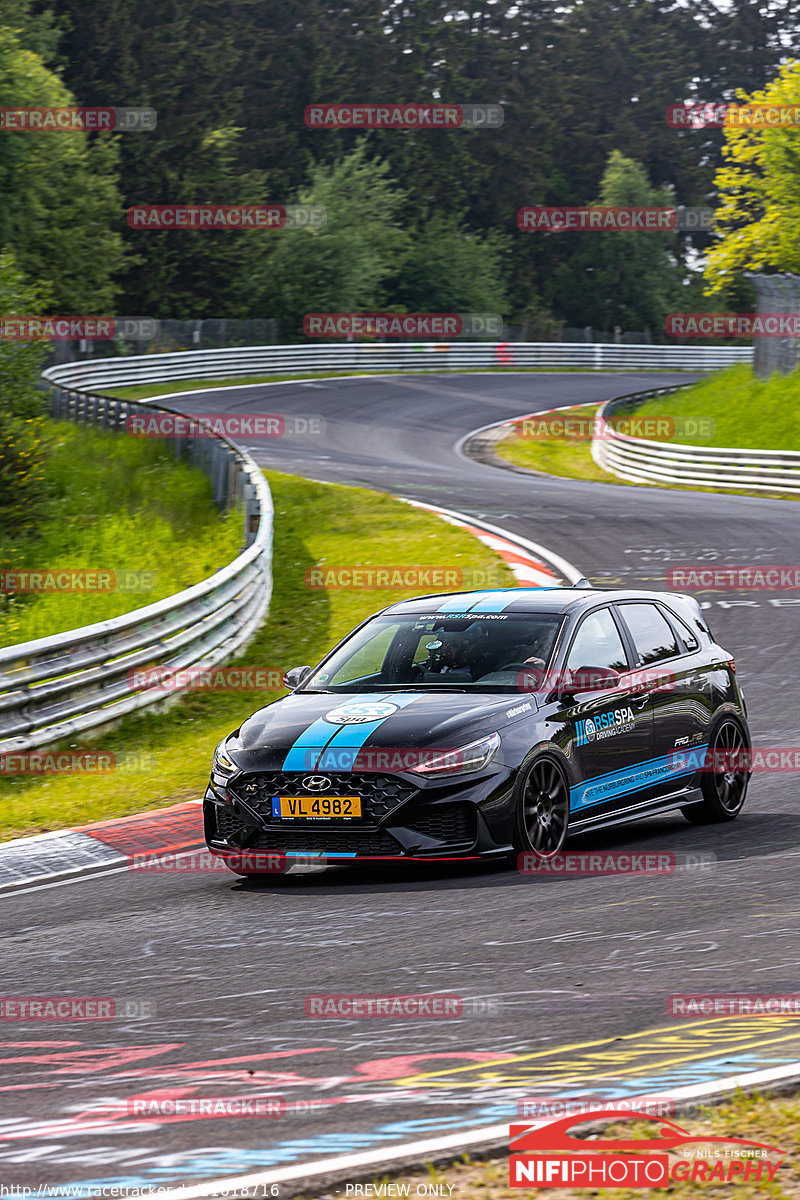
(571, 577), (593, 588)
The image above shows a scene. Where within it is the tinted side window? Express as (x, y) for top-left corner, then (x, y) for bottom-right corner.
(566, 608), (628, 672)
(620, 603), (680, 664)
(667, 609), (699, 650)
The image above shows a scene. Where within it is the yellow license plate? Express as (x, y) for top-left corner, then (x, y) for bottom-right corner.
(273, 795), (361, 820)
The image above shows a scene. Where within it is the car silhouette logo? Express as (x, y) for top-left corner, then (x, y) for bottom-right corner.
(302, 775), (332, 792)
(510, 1110), (784, 1157)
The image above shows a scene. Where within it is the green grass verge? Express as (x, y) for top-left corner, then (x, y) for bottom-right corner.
(0, 420), (241, 644)
(495, 403), (615, 483)
(328, 1088), (799, 1200)
(0, 471), (514, 841)
(630, 363), (800, 451)
(494, 368), (799, 498)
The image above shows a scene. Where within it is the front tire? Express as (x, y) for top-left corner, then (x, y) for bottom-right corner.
(514, 755), (570, 857)
(682, 717), (750, 824)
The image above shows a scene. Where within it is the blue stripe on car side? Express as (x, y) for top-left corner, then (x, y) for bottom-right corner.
(569, 746), (708, 812)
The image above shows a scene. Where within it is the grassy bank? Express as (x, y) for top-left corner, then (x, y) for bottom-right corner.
(0, 471), (513, 840)
(495, 366), (799, 496)
(495, 403), (613, 483)
(311, 1087), (799, 1200)
(0, 420), (241, 644)
(630, 363), (800, 450)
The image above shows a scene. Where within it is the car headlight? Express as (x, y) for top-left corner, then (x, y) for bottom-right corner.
(410, 731), (501, 777)
(212, 738), (239, 779)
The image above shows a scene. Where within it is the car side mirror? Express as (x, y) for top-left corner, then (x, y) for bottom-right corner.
(283, 665), (311, 690)
(569, 665), (622, 693)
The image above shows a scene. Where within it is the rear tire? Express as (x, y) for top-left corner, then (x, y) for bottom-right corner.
(513, 755), (570, 858)
(682, 717), (749, 825)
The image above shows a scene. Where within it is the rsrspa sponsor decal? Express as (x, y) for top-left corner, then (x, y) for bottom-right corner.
(576, 706), (635, 746)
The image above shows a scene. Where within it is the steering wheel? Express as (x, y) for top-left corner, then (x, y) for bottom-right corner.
(495, 661), (546, 687)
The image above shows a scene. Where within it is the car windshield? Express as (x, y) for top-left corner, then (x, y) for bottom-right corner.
(302, 612), (563, 693)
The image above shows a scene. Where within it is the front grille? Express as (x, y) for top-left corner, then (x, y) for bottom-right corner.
(215, 806), (244, 841)
(230, 772), (418, 826)
(212, 804), (401, 855)
(406, 804), (475, 844)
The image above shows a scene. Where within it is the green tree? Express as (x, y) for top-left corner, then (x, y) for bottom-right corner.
(248, 143), (409, 338)
(547, 150), (682, 334)
(0, 252), (48, 537)
(390, 212), (508, 316)
(0, 23), (123, 312)
(704, 60), (800, 293)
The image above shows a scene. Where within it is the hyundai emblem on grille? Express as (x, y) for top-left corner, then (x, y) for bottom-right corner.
(302, 775), (332, 792)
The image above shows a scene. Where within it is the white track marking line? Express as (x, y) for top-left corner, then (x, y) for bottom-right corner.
(156, 1061), (800, 1199)
(403, 499), (584, 585)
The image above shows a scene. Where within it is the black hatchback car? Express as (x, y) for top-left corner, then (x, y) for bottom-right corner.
(203, 585), (751, 870)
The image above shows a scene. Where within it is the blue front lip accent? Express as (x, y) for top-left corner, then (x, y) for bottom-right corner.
(284, 850), (357, 858)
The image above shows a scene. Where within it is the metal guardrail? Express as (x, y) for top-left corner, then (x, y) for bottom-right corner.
(44, 341), (752, 388)
(0, 374), (273, 755)
(0, 341), (761, 754)
(592, 385), (800, 494)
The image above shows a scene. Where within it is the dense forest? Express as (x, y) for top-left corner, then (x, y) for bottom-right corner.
(2, 0), (800, 336)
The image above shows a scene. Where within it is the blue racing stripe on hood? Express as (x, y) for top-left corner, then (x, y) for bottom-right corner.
(281, 718), (344, 772)
(467, 590), (527, 612)
(317, 693), (425, 771)
(282, 693), (424, 772)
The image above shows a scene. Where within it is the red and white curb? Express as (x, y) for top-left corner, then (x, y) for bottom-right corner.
(0, 509), (583, 895)
(0, 801), (206, 894)
(403, 498), (583, 587)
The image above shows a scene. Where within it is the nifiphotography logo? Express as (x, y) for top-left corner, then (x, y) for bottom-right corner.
(509, 1109), (785, 1188)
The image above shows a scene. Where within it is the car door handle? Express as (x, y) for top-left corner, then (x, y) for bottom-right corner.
(632, 690), (652, 707)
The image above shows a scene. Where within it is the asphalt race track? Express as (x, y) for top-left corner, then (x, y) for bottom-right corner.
(2, 372), (799, 1194)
